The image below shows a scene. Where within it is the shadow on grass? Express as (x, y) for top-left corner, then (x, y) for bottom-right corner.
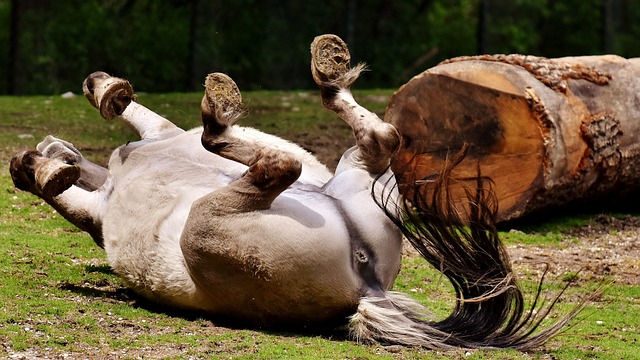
(84, 263), (113, 274)
(58, 264), (350, 342)
(59, 280), (133, 302)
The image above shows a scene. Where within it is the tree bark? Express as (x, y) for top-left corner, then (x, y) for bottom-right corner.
(8, 0), (21, 94)
(387, 54), (640, 222)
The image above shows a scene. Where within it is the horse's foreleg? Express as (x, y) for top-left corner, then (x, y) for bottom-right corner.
(83, 71), (184, 141)
(311, 35), (400, 174)
(199, 73), (302, 210)
(10, 150), (107, 247)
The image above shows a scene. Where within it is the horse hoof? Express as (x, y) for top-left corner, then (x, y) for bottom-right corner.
(310, 34), (351, 87)
(83, 71), (135, 120)
(9, 150), (39, 193)
(82, 71), (111, 108)
(35, 160), (81, 197)
(202, 73), (244, 129)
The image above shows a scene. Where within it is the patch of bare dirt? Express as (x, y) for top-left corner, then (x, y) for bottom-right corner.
(296, 131), (354, 170)
(509, 215), (640, 286)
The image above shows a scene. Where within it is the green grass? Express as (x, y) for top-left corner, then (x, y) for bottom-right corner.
(1, 91), (638, 359)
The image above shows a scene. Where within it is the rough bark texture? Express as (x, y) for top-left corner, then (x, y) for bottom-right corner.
(387, 54), (640, 222)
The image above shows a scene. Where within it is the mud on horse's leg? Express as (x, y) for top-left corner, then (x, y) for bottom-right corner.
(200, 73), (302, 211)
(310, 35), (400, 174)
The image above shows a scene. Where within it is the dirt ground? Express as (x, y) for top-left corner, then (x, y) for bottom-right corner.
(509, 214), (640, 286)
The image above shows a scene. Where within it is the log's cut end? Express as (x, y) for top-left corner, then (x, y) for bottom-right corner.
(388, 55), (640, 222)
(387, 63), (546, 222)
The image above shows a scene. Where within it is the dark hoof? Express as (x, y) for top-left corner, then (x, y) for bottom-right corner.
(82, 72), (135, 120)
(82, 71), (111, 108)
(10, 150), (39, 193)
(9, 150), (80, 197)
(35, 161), (81, 197)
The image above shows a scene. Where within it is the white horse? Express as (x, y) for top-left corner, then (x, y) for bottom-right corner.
(10, 35), (583, 349)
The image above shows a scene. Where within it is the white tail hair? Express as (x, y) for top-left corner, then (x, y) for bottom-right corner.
(349, 292), (458, 349)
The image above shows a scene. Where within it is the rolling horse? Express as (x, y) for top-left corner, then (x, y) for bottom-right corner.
(9, 35), (585, 350)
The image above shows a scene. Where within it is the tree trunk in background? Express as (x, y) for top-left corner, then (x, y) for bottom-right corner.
(476, 0), (490, 54)
(8, 0), (20, 94)
(186, 0), (204, 91)
(387, 54), (640, 222)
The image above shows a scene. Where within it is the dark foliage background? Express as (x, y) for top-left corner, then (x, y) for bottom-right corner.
(1, 0), (639, 95)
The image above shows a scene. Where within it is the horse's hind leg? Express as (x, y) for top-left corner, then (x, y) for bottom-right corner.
(311, 35), (400, 174)
(199, 73), (302, 210)
(180, 74), (308, 313)
(83, 71), (184, 141)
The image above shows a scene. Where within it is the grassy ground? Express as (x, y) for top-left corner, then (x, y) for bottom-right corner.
(0, 91), (638, 359)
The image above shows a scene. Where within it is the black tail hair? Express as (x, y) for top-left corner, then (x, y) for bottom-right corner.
(375, 145), (595, 349)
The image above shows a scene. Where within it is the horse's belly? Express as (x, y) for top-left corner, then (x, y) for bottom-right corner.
(99, 140), (372, 319)
(101, 174), (218, 308)
(179, 194), (363, 324)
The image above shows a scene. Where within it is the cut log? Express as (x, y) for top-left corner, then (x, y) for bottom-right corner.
(387, 54), (640, 222)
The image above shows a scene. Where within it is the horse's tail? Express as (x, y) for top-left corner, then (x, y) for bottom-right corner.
(353, 146), (594, 350)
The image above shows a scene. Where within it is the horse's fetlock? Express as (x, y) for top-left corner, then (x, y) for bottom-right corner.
(201, 133), (229, 154)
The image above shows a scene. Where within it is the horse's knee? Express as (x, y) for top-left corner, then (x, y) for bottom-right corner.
(357, 122), (401, 172)
(247, 149), (302, 192)
(211, 150), (301, 211)
(335, 122), (400, 174)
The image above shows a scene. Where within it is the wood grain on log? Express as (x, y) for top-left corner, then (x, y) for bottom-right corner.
(387, 54), (640, 221)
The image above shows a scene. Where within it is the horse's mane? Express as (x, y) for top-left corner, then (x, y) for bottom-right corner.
(373, 144), (595, 349)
